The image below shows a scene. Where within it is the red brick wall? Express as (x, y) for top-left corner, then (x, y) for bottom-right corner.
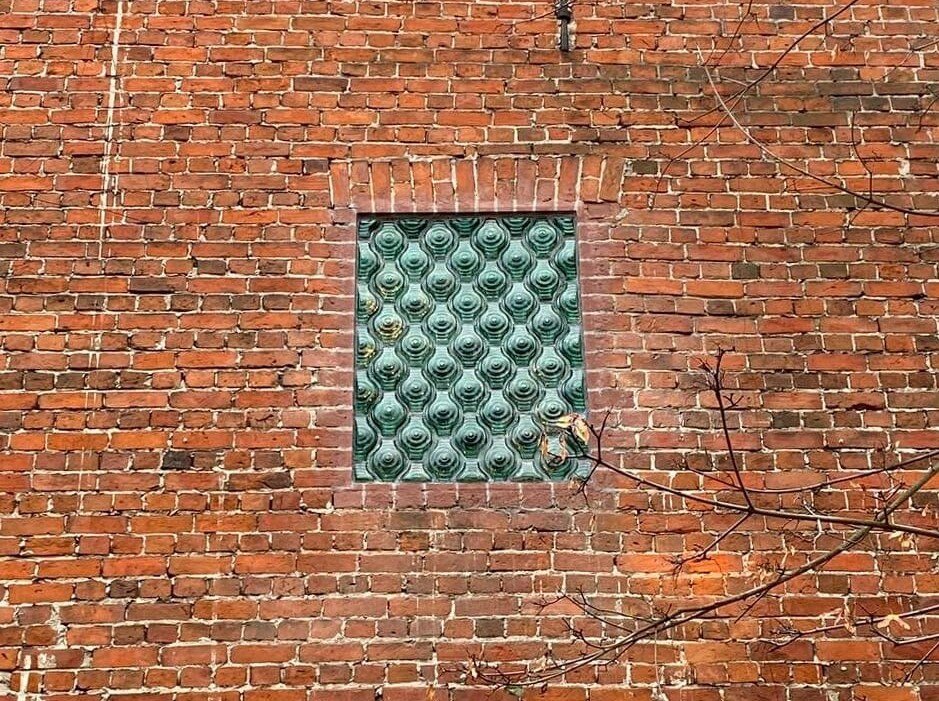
(1, 0), (938, 699)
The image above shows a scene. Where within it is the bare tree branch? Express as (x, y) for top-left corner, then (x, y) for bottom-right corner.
(701, 59), (939, 219)
(475, 349), (939, 689)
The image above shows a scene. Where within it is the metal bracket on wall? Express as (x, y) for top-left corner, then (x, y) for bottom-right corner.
(555, 0), (573, 52)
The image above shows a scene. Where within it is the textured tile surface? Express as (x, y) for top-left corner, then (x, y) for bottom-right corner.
(354, 214), (587, 482)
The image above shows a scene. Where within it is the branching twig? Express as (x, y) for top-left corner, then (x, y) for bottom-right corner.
(479, 0), (939, 688)
(475, 349), (939, 689)
(679, 0), (862, 128)
(701, 59), (939, 219)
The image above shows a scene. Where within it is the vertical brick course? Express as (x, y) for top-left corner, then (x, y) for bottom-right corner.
(1, 0), (939, 698)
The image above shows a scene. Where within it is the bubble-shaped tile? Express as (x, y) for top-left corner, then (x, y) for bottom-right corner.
(502, 216), (534, 236)
(524, 220), (560, 255)
(503, 328), (540, 365)
(354, 371), (380, 412)
(397, 329), (434, 367)
(453, 419), (489, 459)
(539, 452), (575, 481)
(478, 350), (515, 389)
(353, 417), (378, 463)
(373, 265), (406, 301)
(558, 332), (583, 365)
(371, 310), (405, 344)
(526, 260), (562, 301)
(450, 331), (486, 368)
(476, 266), (509, 300)
(530, 307), (565, 344)
(424, 348), (460, 389)
(426, 443), (464, 480)
(358, 246), (380, 280)
(397, 218), (428, 240)
(500, 241), (535, 281)
(507, 415), (541, 459)
(357, 286), (380, 319)
(424, 308), (459, 344)
(478, 395), (517, 432)
(473, 221), (510, 259)
(502, 285), (537, 323)
(449, 239), (483, 281)
(399, 245), (431, 281)
(397, 421), (433, 460)
(372, 394), (407, 436)
(534, 395), (568, 425)
(450, 288), (485, 322)
(480, 443), (520, 480)
(356, 335), (378, 366)
(553, 217), (576, 237)
(424, 223), (457, 259)
(476, 308), (511, 344)
(424, 265), (458, 302)
(452, 372), (487, 411)
(373, 224), (406, 260)
(368, 444), (407, 480)
(557, 286), (580, 324)
(554, 240), (578, 281)
(450, 217), (481, 236)
(368, 348), (407, 390)
(531, 348), (569, 388)
(560, 372), (587, 411)
(425, 395), (461, 436)
(397, 372), (434, 411)
(505, 372), (542, 411)
(398, 287), (433, 322)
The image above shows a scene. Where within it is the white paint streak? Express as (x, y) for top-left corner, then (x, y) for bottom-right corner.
(97, 0), (124, 243)
(472, 155), (479, 213)
(83, 0), (124, 541)
(15, 653), (31, 701)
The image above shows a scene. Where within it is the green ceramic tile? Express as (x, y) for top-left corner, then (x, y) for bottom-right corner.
(354, 214), (587, 482)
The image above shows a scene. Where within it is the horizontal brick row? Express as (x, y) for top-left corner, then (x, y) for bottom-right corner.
(1, 0), (939, 698)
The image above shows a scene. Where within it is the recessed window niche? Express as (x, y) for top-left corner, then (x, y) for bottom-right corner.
(353, 214), (586, 482)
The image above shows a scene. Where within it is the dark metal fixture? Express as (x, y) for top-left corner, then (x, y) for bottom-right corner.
(555, 0), (572, 51)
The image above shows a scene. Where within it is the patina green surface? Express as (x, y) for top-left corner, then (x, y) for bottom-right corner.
(354, 214), (587, 481)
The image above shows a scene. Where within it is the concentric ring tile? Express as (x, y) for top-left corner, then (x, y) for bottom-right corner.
(354, 214), (587, 482)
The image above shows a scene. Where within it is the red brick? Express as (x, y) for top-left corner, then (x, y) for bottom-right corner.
(2, 3), (937, 699)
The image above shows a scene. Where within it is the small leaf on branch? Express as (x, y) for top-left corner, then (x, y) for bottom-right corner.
(539, 433), (569, 464)
(571, 416), (590, 446)
(553, 413), (576, 429)
(539, 434), (550, 459)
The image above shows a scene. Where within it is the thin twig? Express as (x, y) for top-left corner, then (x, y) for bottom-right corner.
(701, 59), (939, 218)
(671, 513), (750, 572)
(479, 454), (939, 687)
(681, 0), (861, 127)
(904, 639), (939, 683)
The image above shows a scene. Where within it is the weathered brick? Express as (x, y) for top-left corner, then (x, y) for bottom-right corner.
(0, 1), (937, 698)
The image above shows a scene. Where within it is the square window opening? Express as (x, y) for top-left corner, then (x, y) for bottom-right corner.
(354, 213), (587, 482)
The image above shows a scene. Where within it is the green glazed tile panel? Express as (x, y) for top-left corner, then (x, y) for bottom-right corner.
(354, 214), (587, 482)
